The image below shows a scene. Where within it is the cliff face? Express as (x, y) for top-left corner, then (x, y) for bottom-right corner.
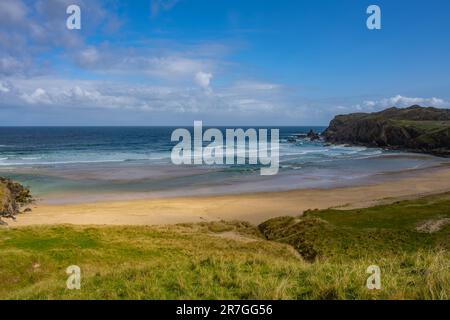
(322, 106), (450, 156)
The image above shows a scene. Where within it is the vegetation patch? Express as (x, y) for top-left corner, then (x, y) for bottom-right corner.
(0, 194), (449, 299)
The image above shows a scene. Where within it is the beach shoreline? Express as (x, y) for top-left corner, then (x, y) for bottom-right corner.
(9, 164), (450, 227)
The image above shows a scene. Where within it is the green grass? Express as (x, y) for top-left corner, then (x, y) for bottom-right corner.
(391, 120), (450, 131)
(0, 194), (449, 300)
(260, 193), (450, 260)
(390, 120), (450, 148)
(0, 181), (7, 205)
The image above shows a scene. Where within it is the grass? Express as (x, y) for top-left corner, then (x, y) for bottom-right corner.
(390, 120), (450, 148)
(0, 223), (306, 300)
(260, 193), (450, 261)
(392, 120), (450, 131)
(0, 194), (449, 300)
(0, 183), (5, 206)
(0, 181), (8, 221)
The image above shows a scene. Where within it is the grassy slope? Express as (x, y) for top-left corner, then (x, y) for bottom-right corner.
(0, 182), (7, 216)
(0, 182), (6, 207)
(0, 183), (5, 206)
(0, 195), (449, 300)
(391, 120), (450, 143)
(260, 193), (450, 260)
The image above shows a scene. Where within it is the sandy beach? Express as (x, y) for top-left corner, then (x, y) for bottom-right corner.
(9, 165), (450, 227)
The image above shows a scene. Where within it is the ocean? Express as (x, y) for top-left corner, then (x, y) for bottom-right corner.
(0, 126), (447, 204)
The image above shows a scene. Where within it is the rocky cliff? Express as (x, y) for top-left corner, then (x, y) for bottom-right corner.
(0, 178), (33, 225)
(322, 105), (450, 156)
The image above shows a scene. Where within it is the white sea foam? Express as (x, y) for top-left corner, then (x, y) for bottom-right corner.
(20, 157), (42, 160)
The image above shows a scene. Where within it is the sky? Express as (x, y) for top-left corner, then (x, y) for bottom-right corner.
(1, 0), (450, 126)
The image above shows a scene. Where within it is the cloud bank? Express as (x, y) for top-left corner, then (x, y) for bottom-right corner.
(0, 0), (449, 125)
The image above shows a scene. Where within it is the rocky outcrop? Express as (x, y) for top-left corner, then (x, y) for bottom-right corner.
(0, 177), (33, 225)
(307, 129), (321, 141)
(322, 105), (450, 156)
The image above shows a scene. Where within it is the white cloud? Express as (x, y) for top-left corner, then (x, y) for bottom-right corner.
(332, 95), (450, 117)
(194, 72), (213, 90)
(3, 77), (449, 125)
(78, 47), (100, 66)
(150, 56), (206, 76)
(0, 82), (11, 93)
(68, 44), (220, 84)
(0, 0), (122, 76)
(362, 95), (449, 110)
(21, 88), (52, 104)
(231, 81), (280, 91)
(0, 0), (28, 25)
(0, 56), (30, 75)
(119, 55), (212, 79)
(0, 77), (292, 116)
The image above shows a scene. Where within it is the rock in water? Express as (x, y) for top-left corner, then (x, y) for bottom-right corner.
(307, 129), (321, 141)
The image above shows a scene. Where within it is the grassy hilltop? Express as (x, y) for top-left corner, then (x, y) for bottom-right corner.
(323, 105), (450, 156)
(0, 192), (449, 300)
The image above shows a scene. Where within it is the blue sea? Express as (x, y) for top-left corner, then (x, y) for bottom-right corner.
(0, 127), (447, 204)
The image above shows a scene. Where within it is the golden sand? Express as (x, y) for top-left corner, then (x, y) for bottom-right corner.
(12, 166), (450, 227)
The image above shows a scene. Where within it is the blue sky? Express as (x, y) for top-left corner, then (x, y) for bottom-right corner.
(1, 0), (449, 125)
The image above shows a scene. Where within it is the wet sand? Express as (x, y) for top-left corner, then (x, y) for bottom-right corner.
(10, 165), (450, 227)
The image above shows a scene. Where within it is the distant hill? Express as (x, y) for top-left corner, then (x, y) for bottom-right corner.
(323, 105), (450, 156)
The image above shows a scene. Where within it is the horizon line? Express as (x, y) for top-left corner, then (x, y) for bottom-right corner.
(0, 125), (329, 128)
